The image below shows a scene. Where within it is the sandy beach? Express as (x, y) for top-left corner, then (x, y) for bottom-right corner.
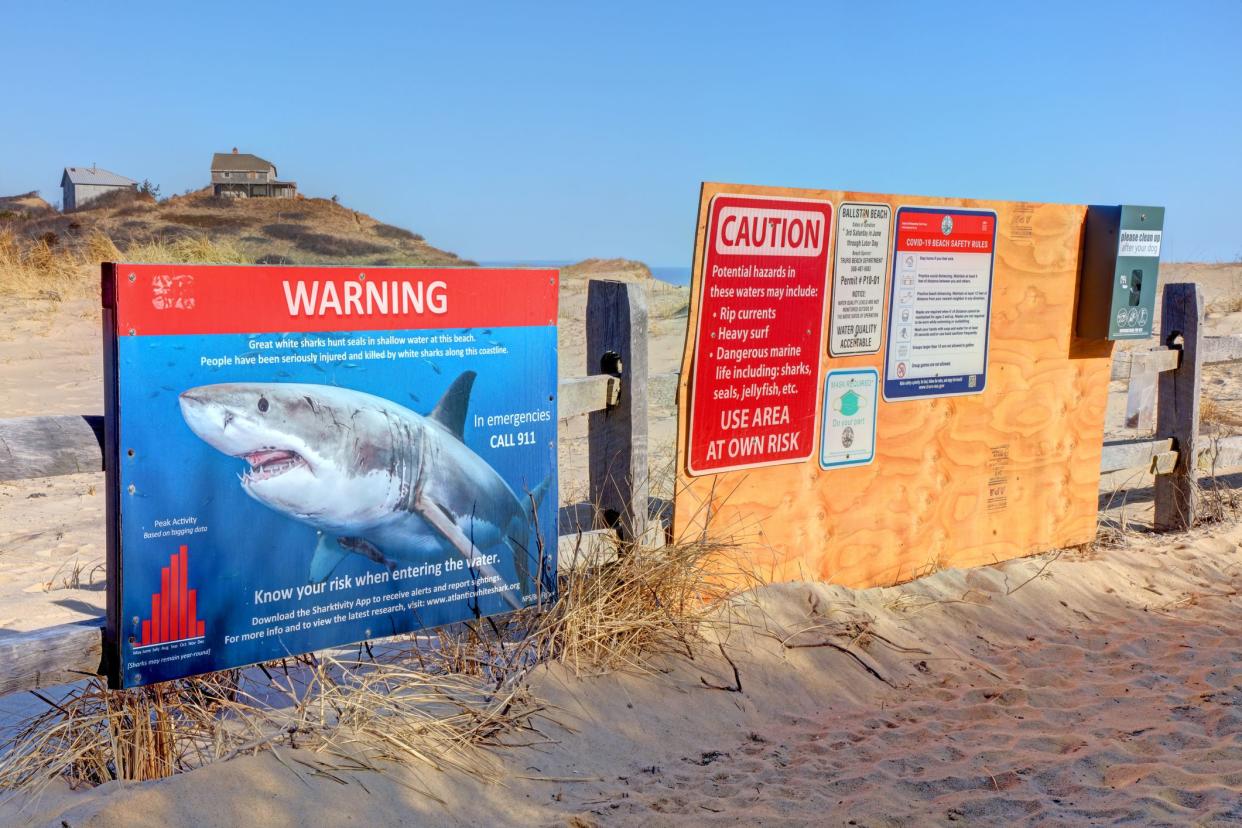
(4, 516), (1240, 826)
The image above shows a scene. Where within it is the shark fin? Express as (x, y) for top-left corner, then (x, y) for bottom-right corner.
(506, 537), (533, 600)
(428, 371), (476, 441)
(414, 492), (523, 611)
(338, 536), (397, 571)
(523, 474), (552, 522)
(507, 475), (553, 599)
(309, 532), (349, 582)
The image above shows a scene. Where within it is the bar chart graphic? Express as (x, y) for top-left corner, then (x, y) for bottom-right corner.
(135, 544), (205, 648)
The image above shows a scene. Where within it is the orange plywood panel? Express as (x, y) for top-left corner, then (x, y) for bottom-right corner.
(673, 183), (1112, 589)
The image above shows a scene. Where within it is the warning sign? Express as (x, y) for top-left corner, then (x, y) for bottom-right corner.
(883, 207), (997, 400)
(829, 204), (891, 356)
(820, 368), (877, 469)
(687, 194), (832, 474)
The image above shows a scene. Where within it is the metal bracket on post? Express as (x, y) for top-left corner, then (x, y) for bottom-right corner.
(586, 280), (651, 545)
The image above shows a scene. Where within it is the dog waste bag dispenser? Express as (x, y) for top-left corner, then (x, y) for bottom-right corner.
(1076, 205), (1164, 340)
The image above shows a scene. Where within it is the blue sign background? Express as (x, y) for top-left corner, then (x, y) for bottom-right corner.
(115, 325), (557, 686)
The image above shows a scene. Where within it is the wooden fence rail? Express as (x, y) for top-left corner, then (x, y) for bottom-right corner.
(2, 280), (1242, 698)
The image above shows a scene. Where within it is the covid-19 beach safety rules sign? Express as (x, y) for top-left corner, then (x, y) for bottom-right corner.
(685, 194), (832, 474)
(883, 207), (997, 400)
(102, 264), (558, 688)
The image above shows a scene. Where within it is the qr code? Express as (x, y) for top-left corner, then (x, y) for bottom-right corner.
(968, 374), (977, 389)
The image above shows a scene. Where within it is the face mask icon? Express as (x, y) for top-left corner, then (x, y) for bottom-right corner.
(837, 390), (862, 417)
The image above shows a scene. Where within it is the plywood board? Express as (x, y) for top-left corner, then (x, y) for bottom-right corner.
(673, 183), (1113, 589)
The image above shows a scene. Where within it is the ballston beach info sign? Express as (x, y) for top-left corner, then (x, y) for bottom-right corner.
(102, 264), (558, 688)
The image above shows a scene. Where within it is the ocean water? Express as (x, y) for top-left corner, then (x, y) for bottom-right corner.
(649, 266), (692, 286)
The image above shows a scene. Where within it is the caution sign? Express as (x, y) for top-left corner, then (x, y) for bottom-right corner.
(829, 204), (891, 356)
(883, 207), (997, 400)
(686, 194), (832, 474)
(820, 368), (877, 469)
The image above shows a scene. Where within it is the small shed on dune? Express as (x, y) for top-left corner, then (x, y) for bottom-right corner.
(60, 166), (137, 211)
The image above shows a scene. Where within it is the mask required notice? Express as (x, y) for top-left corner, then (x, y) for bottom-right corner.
(687, 194), (832, 474)
(820, 368), (878, 469)
(829, 203), (891, 356)
(883, 207), (997, 401)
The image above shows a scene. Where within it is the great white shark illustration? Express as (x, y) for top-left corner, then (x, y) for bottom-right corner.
(177, 372), (548, 611)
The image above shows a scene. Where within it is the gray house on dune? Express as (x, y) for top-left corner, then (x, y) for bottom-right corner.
(60, 166), (137, 211)
(211, 149), (297, 198)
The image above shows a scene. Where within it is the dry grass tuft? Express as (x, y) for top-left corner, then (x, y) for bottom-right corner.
(0, 652), (540, 800)
(0, 228), (91, 298)
(1094, 515), (1139, 549)
(123, 235), (250, 266)
(531, 537), (747, 676)
(40, 557), (104, 592)
(0, 532), (744, 798)
(308, 656), (539, 777)
(0, 229), (250, 300)
(1195, 462), (1242, 525)
(908, 551), (950, 582)
(373, 223), (424, 242)
(0, 672), (246, 795)
(1200, 395), (1242, 431)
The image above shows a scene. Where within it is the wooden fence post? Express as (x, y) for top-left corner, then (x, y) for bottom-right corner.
(1154, 282), (1204, 530)
(586, 280), (651, 543)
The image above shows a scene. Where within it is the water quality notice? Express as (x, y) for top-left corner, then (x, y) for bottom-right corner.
(883, 207), (997, 400)
(687, 194), (832, 474)
(829, 204), (891, 356)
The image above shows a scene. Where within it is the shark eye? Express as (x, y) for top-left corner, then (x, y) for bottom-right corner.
(257, 396), (270, 413)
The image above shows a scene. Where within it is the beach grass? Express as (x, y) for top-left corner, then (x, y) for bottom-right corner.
(0, 228), (250, 300)
(0, 532), (745, 798)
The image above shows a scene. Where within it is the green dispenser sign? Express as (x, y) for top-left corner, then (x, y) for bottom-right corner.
(1077, 205), (1164, 341)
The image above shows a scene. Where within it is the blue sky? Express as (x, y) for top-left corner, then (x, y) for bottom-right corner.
(1, 1), (1239, 265)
